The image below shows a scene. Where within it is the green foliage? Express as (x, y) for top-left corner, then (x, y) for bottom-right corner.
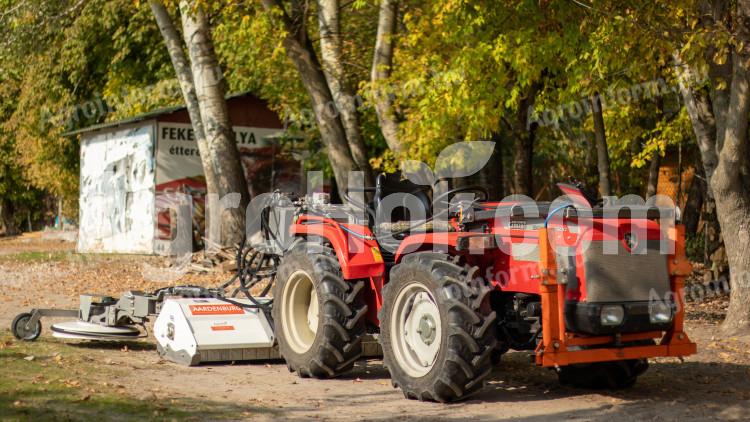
(214, 1), (388, 178)
(384, 2), (587, 166)
(0, 0), (176, 222)
(0, 0), (728, 227)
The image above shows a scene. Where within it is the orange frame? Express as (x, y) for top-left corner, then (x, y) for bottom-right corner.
(534, 225), (697, 367)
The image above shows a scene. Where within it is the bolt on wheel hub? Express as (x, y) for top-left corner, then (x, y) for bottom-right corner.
(417, 315), (437, 345)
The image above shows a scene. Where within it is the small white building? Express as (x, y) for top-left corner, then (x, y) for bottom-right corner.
(69, 92), (300, 254)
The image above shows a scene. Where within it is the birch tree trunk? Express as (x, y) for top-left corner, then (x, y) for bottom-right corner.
(149, 0), (217, 198)
(179, 0), (249, 247)
(371, 0), (403, 155)
(261, 0), (356, 197)
(317, 0), (374, 185)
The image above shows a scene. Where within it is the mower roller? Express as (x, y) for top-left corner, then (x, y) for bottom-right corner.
(12, 173), (696, 402)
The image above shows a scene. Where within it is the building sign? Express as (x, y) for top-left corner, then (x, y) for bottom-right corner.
(155, 122), (280, 186)
(154, 122), (301, 244)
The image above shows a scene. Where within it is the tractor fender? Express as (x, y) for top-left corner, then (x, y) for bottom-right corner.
(289, 215), (385, 280)
(393, 232), (485, 263)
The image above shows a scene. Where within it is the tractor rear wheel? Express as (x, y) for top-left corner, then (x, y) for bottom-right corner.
(274, 242), (367, 378)
(379, 253), (497, 402)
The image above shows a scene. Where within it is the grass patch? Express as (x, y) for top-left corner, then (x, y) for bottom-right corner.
(0, 251), (73, 263)
(0, 251), (143, 264)
(0, 332), (273, 421)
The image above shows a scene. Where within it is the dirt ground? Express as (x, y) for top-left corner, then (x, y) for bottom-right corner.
(1, 233), (749, 421)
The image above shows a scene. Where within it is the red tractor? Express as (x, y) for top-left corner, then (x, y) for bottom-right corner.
(265, 173), (696, 402)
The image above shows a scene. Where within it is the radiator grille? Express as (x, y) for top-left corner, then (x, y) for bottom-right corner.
(582, 240), (670, 302)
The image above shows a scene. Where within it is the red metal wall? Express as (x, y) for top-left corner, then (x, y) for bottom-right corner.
(156, 94), (282, 128)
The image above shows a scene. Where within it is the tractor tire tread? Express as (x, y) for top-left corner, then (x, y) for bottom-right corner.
(380, 252), (496, 402)
(274, 242), (366, 379)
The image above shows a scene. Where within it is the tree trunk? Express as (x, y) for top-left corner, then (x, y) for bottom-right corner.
(710, 1), (750, 334)
(682, 174), (704, 235)
(149, 0), (218, 197)
(590, 94), (612, 197)
(261, 0), (356, 197)
(316, 0), (374, 186)
(646, 151), (660, 198)
(676, 54), (724, 267)
(676, 54), (719, 194)
(485, 133), (504, 199)
(0, 200), (18, 236)
(180, 0), (249, 247)
(705, 0), (732, 152)
(512, 84), (539, 196)
(513, 131), (534, 196)
(371, 0), (403, 155)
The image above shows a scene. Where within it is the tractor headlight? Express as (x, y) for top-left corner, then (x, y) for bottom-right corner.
(649, 301), (673, 324)
(600, 305), (625, 326)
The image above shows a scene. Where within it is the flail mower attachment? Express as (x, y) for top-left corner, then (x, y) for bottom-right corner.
(9, 236), (284, 366)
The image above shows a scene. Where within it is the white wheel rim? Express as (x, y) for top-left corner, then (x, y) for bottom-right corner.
(282, 270), (318, 354)
(391, 282), (442, 378)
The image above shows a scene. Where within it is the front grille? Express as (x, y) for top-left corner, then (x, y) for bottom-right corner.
(582, 240), (670, 302)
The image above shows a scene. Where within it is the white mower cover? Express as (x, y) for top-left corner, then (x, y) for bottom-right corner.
(154, 297), (277, 366)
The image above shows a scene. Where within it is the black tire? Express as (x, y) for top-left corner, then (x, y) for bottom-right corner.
(557, 359), (649, 389)
(379, 253), (497, 402)
(12, 313), (42, 341)
(273, 242), (367, 378)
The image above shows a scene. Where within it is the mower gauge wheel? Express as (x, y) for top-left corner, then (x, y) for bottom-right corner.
(11, 313), (42, 341)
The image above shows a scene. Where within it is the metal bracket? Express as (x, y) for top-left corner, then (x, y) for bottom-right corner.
(26, 308), (79, 330)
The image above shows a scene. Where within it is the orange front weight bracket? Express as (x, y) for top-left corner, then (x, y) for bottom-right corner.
(534, 226), (697, 368)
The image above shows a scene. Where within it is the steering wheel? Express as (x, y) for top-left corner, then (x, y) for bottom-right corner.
(432, 185), (489, 207)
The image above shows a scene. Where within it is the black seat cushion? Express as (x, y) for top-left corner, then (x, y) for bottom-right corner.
(371, 172), (432, 223)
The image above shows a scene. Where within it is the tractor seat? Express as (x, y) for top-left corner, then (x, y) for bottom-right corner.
(370, 172), (432, 225)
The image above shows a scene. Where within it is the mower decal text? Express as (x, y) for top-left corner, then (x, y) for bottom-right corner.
(189, 304), (245, 315)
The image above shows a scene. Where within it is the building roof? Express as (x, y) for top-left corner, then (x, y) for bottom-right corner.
(63, 91), (262, 137)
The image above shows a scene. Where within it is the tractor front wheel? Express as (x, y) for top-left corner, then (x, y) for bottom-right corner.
(273, 242), (367, 378)
(379, 253), (497, 402)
